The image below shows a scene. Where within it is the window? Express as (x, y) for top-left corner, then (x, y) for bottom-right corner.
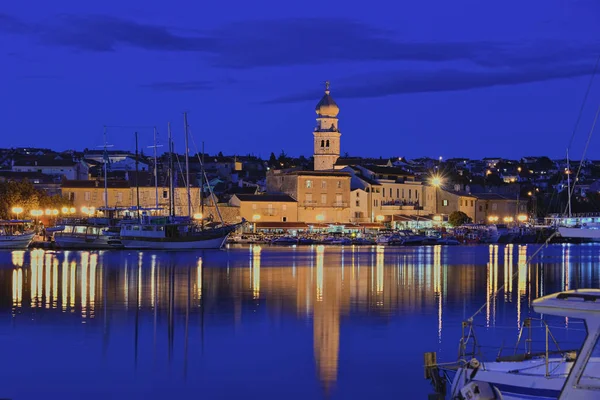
(306, 180), (313, 188)
(282, 216), (287, 222)
(306, 194), (313, 204)
(321, 140), (325, 148)
(84, 191), (90, 201)
(162, 190), (168, 199)
(321, 181), (327, 189)
(69, 192), (75, 201)
(356, 200), (360, 207)
(397, 188), (400, 198)
(337, 181), (341, 189)
(443, 199), (448, 206)
(336, 194), (342, 206)
(389, 188), (392, 197)
(383, 188), (385, 197)
(479, 205), (483, 212)
(356, 192), (360, 197)
(402, 189), (405, 198)
(471, 200), (474, 207)
(326, 140), (330, 147)
(321, 194), (327, 204)
(416, 191), (418, 199)
(282, 204), (287, 211)
(117, 192), (123, 203)
(408, 189), (412, 199)
(492, 203), (498, 211)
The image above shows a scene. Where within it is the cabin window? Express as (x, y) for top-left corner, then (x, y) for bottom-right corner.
(143, 226), (154, 231)
(133, 226), (140, 231)
(578, 334), (600, 388)
(158, 226), (164, 231)
(75, 226), (86, 234)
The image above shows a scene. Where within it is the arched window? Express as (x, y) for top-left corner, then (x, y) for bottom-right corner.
(321, 140), (325, 147)
(326, 140), (330, 147)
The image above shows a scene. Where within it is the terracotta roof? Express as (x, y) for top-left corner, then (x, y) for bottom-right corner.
(61, 180), (130, 189)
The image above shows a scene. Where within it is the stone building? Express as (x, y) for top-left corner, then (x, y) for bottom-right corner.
(313, 82), (341, 171)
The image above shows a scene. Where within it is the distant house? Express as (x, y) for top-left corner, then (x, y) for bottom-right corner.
(12, 157), (89, 180)
(229, 193), (298, 223)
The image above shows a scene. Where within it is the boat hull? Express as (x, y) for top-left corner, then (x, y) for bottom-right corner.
(0, 233), (35, 249)
(120, 235), (228, 250)
(558, 227), (600, 241)
(54, 235), (122, 250)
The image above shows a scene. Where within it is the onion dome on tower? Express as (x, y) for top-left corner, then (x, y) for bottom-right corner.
(315, 81), (339, 117)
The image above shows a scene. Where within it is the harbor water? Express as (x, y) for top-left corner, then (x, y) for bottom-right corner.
(1, 244), (598, 399)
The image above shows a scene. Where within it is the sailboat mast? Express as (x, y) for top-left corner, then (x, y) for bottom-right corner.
(566, 148), (572, 218)
(103, 126), (109, 210)
(183, 112), (192, 217)
(135, 131), (141, 221)
(153, 126), (159, 210)
(201, 141), (205, 227)
(168, 122), (174, 217)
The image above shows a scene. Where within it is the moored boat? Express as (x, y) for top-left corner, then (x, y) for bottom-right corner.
(53, 218), (123, 250)
(425, 289), (600, 399)
(0, 220), (35, 249)
(119, 215), (241, 250)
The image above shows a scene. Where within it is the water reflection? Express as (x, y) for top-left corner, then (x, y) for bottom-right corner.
(3, 244), (600, 399)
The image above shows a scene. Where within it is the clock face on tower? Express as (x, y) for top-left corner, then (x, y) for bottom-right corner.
(314, 82), (341, 171)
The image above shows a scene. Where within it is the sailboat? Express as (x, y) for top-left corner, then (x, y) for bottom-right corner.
(54, 128), (123, 249)
(0, 220), (35, 249)
(119, 115), (243, 250)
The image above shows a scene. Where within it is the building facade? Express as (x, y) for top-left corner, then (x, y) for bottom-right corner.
(266, 170), (351, 223)
(229, 194), (298, 223)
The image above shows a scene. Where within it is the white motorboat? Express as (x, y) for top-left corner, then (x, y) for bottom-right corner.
(53, 218), (123, 250)
(426, 289), (600, 399)
(558, 224), (600, 242)
(0, 220), (35, 249)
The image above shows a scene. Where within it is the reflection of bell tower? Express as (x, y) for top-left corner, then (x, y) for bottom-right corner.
(313, 246), (340, 393)
(313, 81), (341, 171)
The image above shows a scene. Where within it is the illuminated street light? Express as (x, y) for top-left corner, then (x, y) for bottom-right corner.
(193, 213), (203, 220)
(11, 206), (23, 219)
(433, 215), (442, 222)
(61, 207), (69, 214)
(376, 215), (384, 222)
(252, 214), (261, 221)
(45, 209), (52, 216)
(517, 215), (528, 222)
(69, 207), (76, 214)
(431, 175), (443, 187)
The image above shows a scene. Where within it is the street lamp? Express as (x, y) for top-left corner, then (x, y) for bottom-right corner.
(430, 175), (443, 215)
(11, 206), (23, 219)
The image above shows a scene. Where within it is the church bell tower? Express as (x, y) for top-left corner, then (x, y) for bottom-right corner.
(313, 81), (341, 171)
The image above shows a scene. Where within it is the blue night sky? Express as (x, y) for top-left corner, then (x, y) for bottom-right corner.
(2, 0), (600, 159)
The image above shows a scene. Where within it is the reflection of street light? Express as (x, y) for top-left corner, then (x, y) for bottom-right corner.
(11, 206), (23, 219)
(517, 215), (528, 222)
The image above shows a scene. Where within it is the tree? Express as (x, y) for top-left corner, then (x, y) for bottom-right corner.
(448, 211), (472, 227)
(0, 180), (72, 219)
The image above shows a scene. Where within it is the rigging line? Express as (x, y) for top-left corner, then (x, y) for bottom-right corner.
(567, 52), (600, 151)
(104, 125), (155, 130)
(187, 127), (225, 224)
(564, 104), (600, 216)
(467, 233), (558, 322)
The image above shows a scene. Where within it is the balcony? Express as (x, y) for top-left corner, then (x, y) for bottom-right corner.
(302, 200), (318, 207)
(333, 202), (348, 208)
(381, 200), (422, 210)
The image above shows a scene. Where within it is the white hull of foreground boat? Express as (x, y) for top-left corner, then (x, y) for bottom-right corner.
(0, 232), (35, 249)
(452, 356), (600, 399)
(121, 235), (228, 250)
(558, 226), (600, 241)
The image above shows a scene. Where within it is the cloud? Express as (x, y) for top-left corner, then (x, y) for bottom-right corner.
(0, 13), (216, 52)
(140, 80), (214, 91)
(264, 63), (596, 103)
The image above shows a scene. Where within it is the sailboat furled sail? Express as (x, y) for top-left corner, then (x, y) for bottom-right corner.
(118, 113), (244, 250)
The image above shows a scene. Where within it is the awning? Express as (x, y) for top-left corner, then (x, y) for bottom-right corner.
(254, 222), (309, 229)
